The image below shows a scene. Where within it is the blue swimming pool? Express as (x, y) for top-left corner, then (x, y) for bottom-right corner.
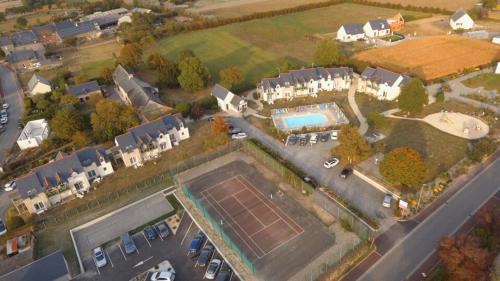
(284, 114), (328, 128)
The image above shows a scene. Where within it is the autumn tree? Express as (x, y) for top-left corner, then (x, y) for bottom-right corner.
(74, 74), (88, 84)
(189, 104), (204, 120)
(177, 56), (210, 92)
(398, 78), (428, 113)
(331, 125), (371, 165)
(211, 115), (229, 134)
(313, 38), (339, 67)
(467, 138), (497, 162)
(51, 108), (85, 140)
(72, 131), (91, 148)
(147, 53), (179, 87)
(91, 100), (139, 141)
(379, 147), (428, 190)
(100, 67), (114, 84)
(118, 43), (142, 69)
(219, 67), (243, 90)
(60, 94), (80, 106)
(16, 17), (27, 27)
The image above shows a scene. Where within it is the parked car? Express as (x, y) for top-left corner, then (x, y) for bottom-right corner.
(4, 181), (16, 191)
(121, 233), (137, 254)
(204, 258), (222, 279)
(339, 168), (353, 179)
(154, 221), (170, 239)
(331, 130), (339, 140)
(150, 271), (175, 281)
(320, 133), (329, 142)
(231, 132), (247, 140)
(0, 125), (5, 133)
(196, 244), (214, 267)
(323, 158), (340, 169)
(303, 176), (318, 188)
(17, 121), (24, 129)
(0, 220), (6, 236)
(2, 104), (8, 110)
(188, 232), (206, 255)
(1, 117), (8, 124)
(93, 247), (107, 268)
(143, 226), (158, 240)
(228, 127), (242, 135)
(382, 194), (393, 208)
(1, 109), (8, 117)
(288, 134), (297, 145)
(309, 133), (318, 144)
(298, 135), (307, 146)
(215, 266), (232, 281)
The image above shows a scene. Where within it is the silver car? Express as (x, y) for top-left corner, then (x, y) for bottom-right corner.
(204, 259), (222, 279)
(382, 194), (393, 208)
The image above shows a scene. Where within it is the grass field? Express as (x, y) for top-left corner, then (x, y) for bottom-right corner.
(0, 13), (52, 33)
(462, 73), (500, 92)
(354, 36), (500, 81)
(155, 3), (429, 90)
(62, 40), (120, 79)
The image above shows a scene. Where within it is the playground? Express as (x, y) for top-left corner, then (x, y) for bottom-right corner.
(423, 112), (489, 140)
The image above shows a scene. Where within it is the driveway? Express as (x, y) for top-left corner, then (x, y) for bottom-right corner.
(226, 117), (395, 230)
(0, 64), (23, 164)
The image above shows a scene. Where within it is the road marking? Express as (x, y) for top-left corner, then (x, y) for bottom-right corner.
(118, 245), (127, 261)
(181, 220), (193, 246)
(92, 258), (101, 275)
(133, 256), (154, 268)
(105, 249), (114, 268)
(142, 232), (152, 248)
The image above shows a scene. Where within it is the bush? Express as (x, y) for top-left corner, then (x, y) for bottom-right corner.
(366, 112), (386, 128)
(339, 218), (354, 232)
(5, 208), (25, 230)
(174, 103), (191, 117)
(467, 138), (497, 162)
(252, 91), (260, 100)
(435, 91), (445, 103)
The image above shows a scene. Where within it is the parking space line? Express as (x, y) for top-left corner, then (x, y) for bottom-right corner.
(142, 233), (152, 248)
(136, 246), (140, 255)
(118, 245), (127, 261)
(229, 271), (234, 281)
(181, 220), (193, 245)
(105, 249), (114, 268)
(91, 258), (101, 275)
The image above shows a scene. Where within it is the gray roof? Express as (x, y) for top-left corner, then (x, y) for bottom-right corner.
(28, 74), (50, 92)
(15, 147), (108, 199)
(55, 20), (98, 39)
(32, 23), (57, 38)
(113, 64), (160, 107)
(115, 114), (185, 151)
(451, 9), (468, 22)
(260, 67), (353, 91)
(0, 36), (12, 47)
(212, 84), (230, 100)
(360, 67), (409, 87)
(0, 251), (69, 281)
(229, 94), (243, 107)
(6, 50), (39, 63)
(68, 80), (100, 97)
(342, 23), (364, 35)
(367, 19), (390, 31)
(11, 30), (38, 46)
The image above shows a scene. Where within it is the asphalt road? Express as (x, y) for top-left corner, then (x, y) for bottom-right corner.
(227, 117), (394, 229)
(0, 64), (23, 164)
(358, 157), (500, 281)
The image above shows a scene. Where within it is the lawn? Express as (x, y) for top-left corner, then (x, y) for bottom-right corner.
(62, 40), (120, 79)
(461, 73), (500, 92)
(0, 13), (52, 33)
(355, 92), (397, 116)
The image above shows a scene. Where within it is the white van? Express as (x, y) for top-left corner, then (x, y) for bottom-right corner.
(331, 130), (339, 140)
(309, 133), (318, 144)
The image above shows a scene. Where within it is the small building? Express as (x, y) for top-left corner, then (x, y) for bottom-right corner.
(0, 30), (44, 55)
(336, 23), (365, 42)
(450, 9), (474, 30)
(118, 8), (153, 25)
(363, 19), (391, 38)
(32, 23), (61, 45)
(13, 147), (113, 215)
(211, 84), (247, 113)
(6, 50), (42, 71)
(68, 80), (102, 103)
(16, 119), (50, 150)
(28, 74), (52, 96)
(357, 67), (410, 100)
(54, 20), (101, 41)
(492, 36), (500, 45)
(387, 13), (405, 31)
(0, 251), (70, 281)
(115, 114), (190, 168)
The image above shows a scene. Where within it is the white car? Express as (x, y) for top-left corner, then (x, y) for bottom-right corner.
(204, 259), (222, 279)
(2, 104), (8, 110)
(231, 132), (247, 140)
(150, 271), (175, 281)
(0, 220), (6, 236)
(4, 181), (16, 191)
(382, 194), (393, 208)
(331, 130), (339, 140)
(0, 117), (7, 124)
(93, 247), (107, 268)
(309, 133), (318, 144)
(323, 158), (340, 168)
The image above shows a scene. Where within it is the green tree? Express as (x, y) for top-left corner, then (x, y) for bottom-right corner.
(277, 57), (291, 73)
(100, 67), (114, 85)
(398, 78), (428, 113)
(148, 53), (179, 87)
(331, 125), (371, 165)
(36, 99), (50, 110)
(51, 108), (84, 140)
(219, 67), (243, 90)
(5, 214), (24, 230)
(72, 131), (91, 148)
(435, 91), (445, 103)
(313, 38), (339, 67)
(177, 56), (210, 92)
(118, 43), (142, 69)
(366, 112), (386, 129)
(176, 50), (195, 65)
(63, 36), (78, 47)
(380, 147), (428, 190)
(0, 12), (6, 22)
(16, 16), (28, 27)
(174, 102), (191, 117)
(91, 100), (139, 141)
(74, 74), (88, 84)
(482, 0), (497, 9)
(467, 138), (497, 162)
(0, 49), (5, 60)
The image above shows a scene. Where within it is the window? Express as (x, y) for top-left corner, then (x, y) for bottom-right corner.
(103, 167), (107, 171)
(160, 143), (167, 150)
(87, 170), (96, 178)
(34, 202), (45, 211)
(74, 182), (84, 191)
(130, 157), (137, 165)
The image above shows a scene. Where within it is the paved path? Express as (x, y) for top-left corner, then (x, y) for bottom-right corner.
(0, 64), (23, 164)
(347, 78), (368, 136)
(357, 157), (500, 281)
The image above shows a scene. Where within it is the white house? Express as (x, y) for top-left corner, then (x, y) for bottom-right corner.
(257, 67), (353, 104)
(357, 67), (410, 100)
(211, 84), (247, 113)
(336, 23), (365, 42)
(17, 119), (50, 150)
(492, 36), (500, 45)
(363, 19), (391, 38)
(27, 74), (52, 96)
(450, 9), (474, 30)
(495, 62), (500, 74)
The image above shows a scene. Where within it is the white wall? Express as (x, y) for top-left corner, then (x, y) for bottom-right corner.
(450, 15), (474, 30)
(362, 23), (390, 38)
(357, 76), (403, 101)
(336, 26), (365, 42)
(31, 83), (52, 96)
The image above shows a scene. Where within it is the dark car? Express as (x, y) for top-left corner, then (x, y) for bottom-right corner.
(299, 135), (307, 146)
(215, 266), (233, 281)
(228, 127), (242, 135)
(303, 176), (318, 188)
(196, 244), (214, 267)
(154, 221), (170, 239)
(143, 226), (158, 240)
(320, 133), (329, 142)
(121, 233), (137, 254)
(340, 168), (353, 179)
(0, 219), (6, 236)
(188, 232), (206, 255)
(17, 121), (24, 129)
(288, 134), (298, 145)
